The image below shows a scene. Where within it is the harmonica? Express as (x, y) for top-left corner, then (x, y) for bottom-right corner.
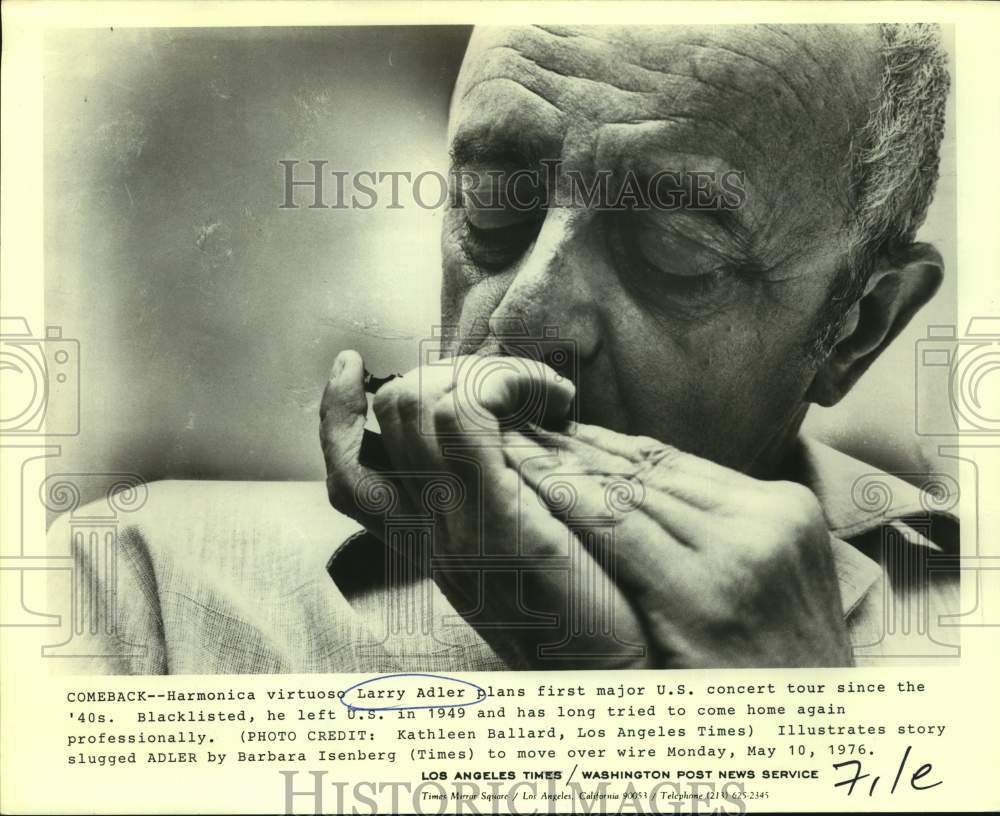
(359, 368), (399, 470)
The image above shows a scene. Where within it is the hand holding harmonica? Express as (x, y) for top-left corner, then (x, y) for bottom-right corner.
(319, 350), (851, 669)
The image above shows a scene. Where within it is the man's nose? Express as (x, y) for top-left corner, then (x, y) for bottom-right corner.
(483, 208), (602, 381)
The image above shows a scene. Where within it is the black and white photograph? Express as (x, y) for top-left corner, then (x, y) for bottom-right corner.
(36, 21), (964, 674)
(5, 4), (1000, 815)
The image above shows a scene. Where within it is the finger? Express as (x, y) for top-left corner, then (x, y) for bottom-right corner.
(373, 355), (574, 509)
(432, 381), (512, 535)
(503, 431), (700, 597)
(373, 364), (459, 507)
(462, 355), (576, 431)
(533, 423), (737, 509)
(432, 393), (650, 668)
(319, 350), (406, 530)
(320, 350), (367, 476)
(373, 380), (453, 513)
(374, 355), (574, 470)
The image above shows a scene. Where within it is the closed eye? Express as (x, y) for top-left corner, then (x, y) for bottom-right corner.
(608, 213), (738, 305)
(460, 217), (543, 273)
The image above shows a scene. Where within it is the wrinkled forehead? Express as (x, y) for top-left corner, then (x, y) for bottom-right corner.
(452, 25), (880, 143)
(449, 25), (881, 239)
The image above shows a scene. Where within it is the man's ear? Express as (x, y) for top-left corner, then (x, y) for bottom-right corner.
(807, 242), (944, 407)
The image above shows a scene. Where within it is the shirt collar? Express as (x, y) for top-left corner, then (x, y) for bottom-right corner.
(795, 437), (957, 616)
(795, 436), (956, 541)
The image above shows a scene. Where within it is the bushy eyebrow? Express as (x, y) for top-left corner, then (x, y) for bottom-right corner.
(697, 208), (756, 259)
(449, 130), (557, 169)
(449, 126), (773, 273)
(642, 205), (767, 275)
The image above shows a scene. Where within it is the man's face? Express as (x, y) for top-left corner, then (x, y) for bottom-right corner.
(440, 25), (881, 474)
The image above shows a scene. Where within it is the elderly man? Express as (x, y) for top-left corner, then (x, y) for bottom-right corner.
(54, 23), (957, 673)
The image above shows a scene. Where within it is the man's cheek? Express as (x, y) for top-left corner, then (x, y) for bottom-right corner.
(438, 232), (483, 333)
(440, 262), (522, 356)
(440, 258), (467, 326)
(437, 261), (494, 357)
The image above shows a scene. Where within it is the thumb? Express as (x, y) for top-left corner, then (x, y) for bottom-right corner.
(320, 350), (367, 469)
(320, 350), (395, 527)
(466, 356), (576, 431)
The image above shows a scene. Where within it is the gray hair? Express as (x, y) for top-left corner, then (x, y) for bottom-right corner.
(815, 23), (950, 356)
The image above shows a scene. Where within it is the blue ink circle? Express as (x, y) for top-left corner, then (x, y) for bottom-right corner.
(339, 673), (487, 712)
